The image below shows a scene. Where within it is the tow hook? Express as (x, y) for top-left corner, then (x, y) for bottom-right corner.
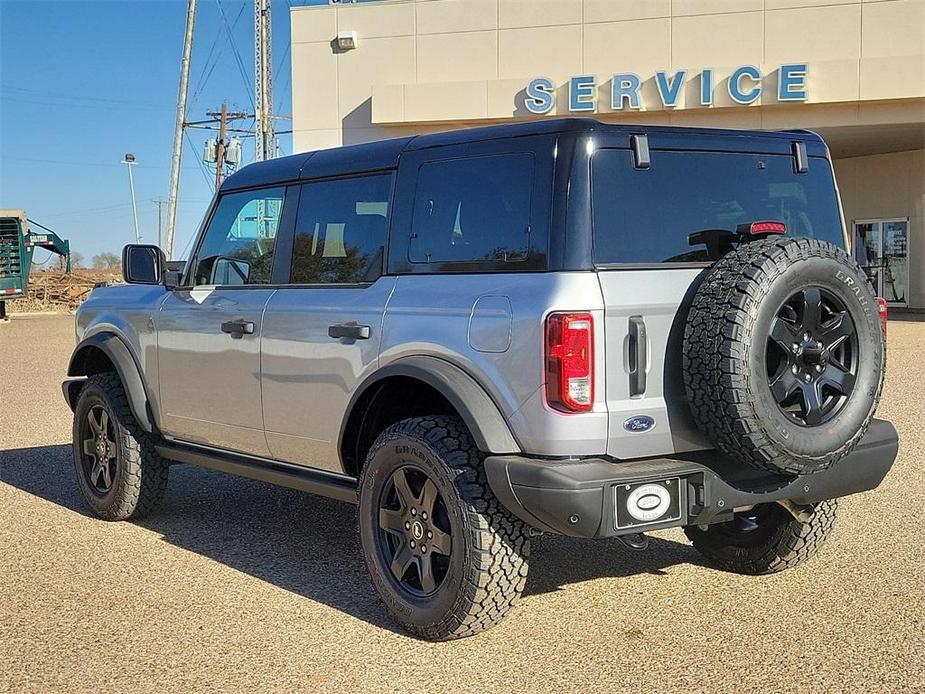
(618, 532), (649, 551)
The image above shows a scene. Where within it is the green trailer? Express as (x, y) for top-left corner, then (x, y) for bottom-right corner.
(0, 209), (71, 320)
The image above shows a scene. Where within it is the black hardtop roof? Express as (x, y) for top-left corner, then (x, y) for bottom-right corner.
(221, 118), (826, 192)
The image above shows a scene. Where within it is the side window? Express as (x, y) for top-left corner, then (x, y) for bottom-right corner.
(290, 174), (391, 284)
(192, 187), (285, 286)
(409, 153), (533, 264)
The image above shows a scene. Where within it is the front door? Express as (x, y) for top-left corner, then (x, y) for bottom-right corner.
(854, 218), (909, 306)
(157, 185), (288, 457)
(261, 173), (394, 473)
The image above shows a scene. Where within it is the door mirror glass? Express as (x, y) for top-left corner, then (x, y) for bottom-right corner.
(211, 256), (251, 285)
(122, 244), (165, 285)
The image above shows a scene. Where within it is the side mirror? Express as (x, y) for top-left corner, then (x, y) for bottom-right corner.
(211, 256), (251, 285)
(122, 244), (166, 285)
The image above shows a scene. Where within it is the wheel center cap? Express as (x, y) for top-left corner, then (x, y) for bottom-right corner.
(802, 341), (825, 365)
(410, 520), (424, 540)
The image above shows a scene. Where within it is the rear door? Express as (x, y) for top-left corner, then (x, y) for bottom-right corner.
(157, 185), (289, 457)
(591, 146), (846, 459)
(260, 173), (394, 473)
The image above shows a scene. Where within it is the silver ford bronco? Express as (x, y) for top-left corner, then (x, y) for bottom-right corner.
(63, 119), (898, 640)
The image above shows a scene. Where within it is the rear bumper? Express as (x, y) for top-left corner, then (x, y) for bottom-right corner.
(485, 418), (899, 539)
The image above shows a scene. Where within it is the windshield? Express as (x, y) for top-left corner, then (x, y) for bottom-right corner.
(591, 149), (845, 265)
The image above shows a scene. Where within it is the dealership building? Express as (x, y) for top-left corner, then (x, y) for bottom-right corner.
(290, 0), (925, 309)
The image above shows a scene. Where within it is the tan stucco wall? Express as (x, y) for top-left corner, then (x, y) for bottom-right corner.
(835, 149), (925, 308)
(290, 0), (925, 308)
(291, 0), (925, 151)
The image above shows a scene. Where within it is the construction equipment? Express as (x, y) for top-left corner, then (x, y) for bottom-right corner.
(0, 209), (71, 320)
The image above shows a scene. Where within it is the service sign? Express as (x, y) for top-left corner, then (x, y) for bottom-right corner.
(525, 63), (808, 114)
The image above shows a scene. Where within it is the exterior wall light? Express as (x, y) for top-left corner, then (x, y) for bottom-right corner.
(336, 30), (358, 51)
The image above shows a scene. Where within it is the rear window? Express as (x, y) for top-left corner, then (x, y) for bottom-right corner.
(591, 149), (844, 265)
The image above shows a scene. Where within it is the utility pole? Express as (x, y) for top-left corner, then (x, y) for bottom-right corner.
(214, 102), (228, 188)
(122, 153), (141, 243)
(254, 0), (274, 162)
(152, 198), (167, 249)
(166, 0), (197, 260)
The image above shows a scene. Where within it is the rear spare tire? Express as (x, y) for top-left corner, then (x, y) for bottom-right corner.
(683, 237), (884, 476)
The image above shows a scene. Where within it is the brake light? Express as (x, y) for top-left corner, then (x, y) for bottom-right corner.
(545, 312), (594, 413)
(876, 297), (888, 338)
(736, 220), (787, 235)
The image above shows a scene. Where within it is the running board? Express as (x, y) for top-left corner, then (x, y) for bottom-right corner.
(155, 442), (359, 504)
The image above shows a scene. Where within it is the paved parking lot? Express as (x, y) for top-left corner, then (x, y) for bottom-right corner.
(1, 314), (923, 693)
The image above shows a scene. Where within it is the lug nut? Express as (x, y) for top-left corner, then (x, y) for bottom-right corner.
(410, 508), (416, 516)
(804, 374), (812, 382)
(792, 343), (799, 352)
(421, 511), (428, 521)
(427, 531), (433, 539)
(421, 545), (427, 554)
(791, 365), (798, 374)
(816, 364), (824, 372)
(410, 540), (416, 549)
(404, 521), (411, 530)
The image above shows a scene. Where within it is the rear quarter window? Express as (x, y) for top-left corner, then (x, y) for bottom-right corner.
(591, 149), (845, 265)
(409, 153), (534, 264)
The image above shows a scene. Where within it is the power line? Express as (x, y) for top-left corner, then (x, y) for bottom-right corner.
(184, 130), (215, 190)
(0, 84), (171, 109)
(216, 0), (256, 112)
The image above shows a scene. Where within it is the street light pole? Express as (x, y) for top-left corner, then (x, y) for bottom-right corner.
(122, 153), (141, 243)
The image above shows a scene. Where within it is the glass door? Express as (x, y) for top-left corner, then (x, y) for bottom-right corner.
(853, 219), (908, 307)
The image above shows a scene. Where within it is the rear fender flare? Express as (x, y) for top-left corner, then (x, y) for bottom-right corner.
(340, 356), (521, 456)
(66, 332), (155, 433)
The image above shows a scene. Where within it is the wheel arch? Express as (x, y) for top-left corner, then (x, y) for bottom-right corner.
(65, 332), (156, 433)
(339, 356), (521, 477)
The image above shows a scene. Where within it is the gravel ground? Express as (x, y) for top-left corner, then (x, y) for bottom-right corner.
(1, 314), (923, 693)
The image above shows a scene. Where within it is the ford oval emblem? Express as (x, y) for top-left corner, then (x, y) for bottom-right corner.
(624, 415), (656, 433)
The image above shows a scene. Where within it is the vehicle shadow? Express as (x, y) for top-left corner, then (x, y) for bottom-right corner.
(0, 444), (706, 629)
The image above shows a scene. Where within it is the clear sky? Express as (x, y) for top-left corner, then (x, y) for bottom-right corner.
(0, 0), (325, 264)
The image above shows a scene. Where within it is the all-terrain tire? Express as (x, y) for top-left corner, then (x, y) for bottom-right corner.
(683, 237), (885, 476)
(684, 500), (838, 575)
(358, 415), (531, 641)
(72, 372), (169, 520)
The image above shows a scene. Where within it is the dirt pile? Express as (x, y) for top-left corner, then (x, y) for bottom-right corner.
(5, 269), (121, 313)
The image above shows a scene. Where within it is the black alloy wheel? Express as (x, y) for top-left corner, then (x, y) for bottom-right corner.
(766, 286), (858, 426)
(377, 466), (453, 596)
(80, 404), (118, 495)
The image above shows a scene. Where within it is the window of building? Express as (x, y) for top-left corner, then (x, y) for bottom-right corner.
(409, 153), (534, 265)
(591, 149), (845, 265)
(290, 174), (391, 284)
(854, 218), (909, 306)
(192, 187), (285, 286)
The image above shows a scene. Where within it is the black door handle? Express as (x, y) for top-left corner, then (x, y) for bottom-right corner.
(328, 323), (370, 340)
(221, 319), (255, 336)
(628, 315), (647, 396)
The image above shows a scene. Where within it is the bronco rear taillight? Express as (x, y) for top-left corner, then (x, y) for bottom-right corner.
(545, 312), (594, 413)
(876, 297), (888, 337)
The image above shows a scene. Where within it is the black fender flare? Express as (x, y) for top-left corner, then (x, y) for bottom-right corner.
(65, 332), (156, 433)
(340, 356), (521, 455)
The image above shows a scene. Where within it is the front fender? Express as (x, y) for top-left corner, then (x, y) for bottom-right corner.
(341, 356), (521, 455)
(65, 332), (156, 433)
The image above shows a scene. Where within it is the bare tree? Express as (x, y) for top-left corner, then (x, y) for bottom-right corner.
(91, 252), (121, 271)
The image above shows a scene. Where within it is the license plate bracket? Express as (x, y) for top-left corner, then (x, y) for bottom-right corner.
(614, 478), (682, 530)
